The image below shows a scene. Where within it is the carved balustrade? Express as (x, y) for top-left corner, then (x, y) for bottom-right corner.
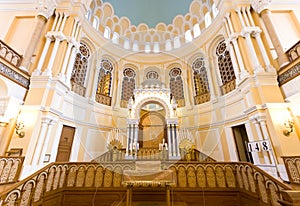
(278, 41), (300, 86)
(0, 156), (24, 185)
(0, 161), (293, 205)
(0, 40), (22, 67)
(95, 93), (112, 106)
(194, 92), (210, 105)
(282, 156), (300, 184)
(220, 79), (236, 95)
(70, 81), (86, 97)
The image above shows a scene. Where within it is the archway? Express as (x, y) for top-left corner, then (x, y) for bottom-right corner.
(138, 103), (167, 149)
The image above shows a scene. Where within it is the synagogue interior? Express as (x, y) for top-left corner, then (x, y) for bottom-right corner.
(0, 0), (300, 205)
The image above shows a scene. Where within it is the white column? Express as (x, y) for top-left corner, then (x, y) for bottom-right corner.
(259, 120), (275, 164)
(38, 118), (56, 165)
(33, 36), (52, 75)
(242, 7), (250, 26)
(227, 41), (241, 82)
(54, 12), (63, 31)
(167, 125), (172, 157)
(65, 44), (79, 85)
(237, 8), (263, 73)
(253, 119), (270, 164)
(31, 119), (49, 165)
(59, 39), (73, 79)
(253, 31), (275, 72)
(231, 38), (249, 78)
(43, 34), (65, 76)
(0, 123), (8, 156)
(51, 12), (59, 31)
(59, 13), (68, 32)
(206, 66), (216, 100)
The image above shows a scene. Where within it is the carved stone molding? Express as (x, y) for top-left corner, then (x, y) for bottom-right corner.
(36, 0), (56, 19)
(0, 62), (29, 88)
(251, 0), (272, 14)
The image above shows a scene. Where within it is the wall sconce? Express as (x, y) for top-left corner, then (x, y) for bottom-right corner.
(283, 119), (294, 136)
(15, 120), (25, 138)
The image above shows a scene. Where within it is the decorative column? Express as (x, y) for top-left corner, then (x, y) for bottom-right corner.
(20, 0), (55, 71)
(224, 14), (249, 80)
(167, 120), (180, 159)
(38, 118), (57, 165)
(237, 8), (264, 73)
(251, 117), (271, 164)
(126, 119), (139, 158)
(43, 32), (66, 75)
(31, 117), (51, 165)
(0, 123), (8, 156)
(33, 35), (53, 75)
(251, 0), (290, 67)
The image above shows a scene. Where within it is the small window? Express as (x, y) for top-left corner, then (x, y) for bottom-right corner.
(205, 12), (212, 28)
(185, 30), (193, 42)
(104, 27), (111, 39)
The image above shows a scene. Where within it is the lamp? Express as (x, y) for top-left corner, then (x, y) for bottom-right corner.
(15, 119), (25, 138)
(283, 119), (294, 136)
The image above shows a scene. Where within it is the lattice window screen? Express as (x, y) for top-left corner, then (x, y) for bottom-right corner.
(121, 68), (136, 108)
(169, 68), (185, 107)
(216, 40), (236, 94)
(96, 59), (113, 96)
(71, 42), (90, 86)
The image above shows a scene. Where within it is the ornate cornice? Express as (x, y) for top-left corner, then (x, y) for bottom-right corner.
(251, 0), (272, 14)
(36, 0), (56, 19)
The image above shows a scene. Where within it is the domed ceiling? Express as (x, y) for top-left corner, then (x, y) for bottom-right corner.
(102, 0), (193, 28)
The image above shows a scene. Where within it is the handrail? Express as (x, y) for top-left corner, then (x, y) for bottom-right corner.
(0, 161), (293, 205)
(0, 156), (24, 185)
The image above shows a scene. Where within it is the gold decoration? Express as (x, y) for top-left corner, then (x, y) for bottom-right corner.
(76, 167), (85, 187)
(59, 167), (67, 188)
(20, 182), (33, 206)
(67, 166), (77, 187)
(225, 166), (235, 188)
(215, 166), (226, 187)
(34, 175), (45, 202)
(257, 175), (268, 203)
(206, 166), (216, 187)
(85, 167), (95, 187)
(187, 167), (197, 188)
(178, 166), (187, 187)
(94, 166), (104, 187)
(46, 168), (55, 192)
(196, 166), (206, 187)
(241, 167), (249, 191)
(103, 167), (113, 187)
(52, 167), (60, 190)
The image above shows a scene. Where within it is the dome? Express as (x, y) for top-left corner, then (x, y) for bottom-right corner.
(86, 0), (220, 53)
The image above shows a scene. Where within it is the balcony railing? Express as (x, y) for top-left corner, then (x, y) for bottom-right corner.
(0, 156), (24, 185)
(95, 93), (112, 106)
(71, 81), (86, 97)
(0, 40), (22, 67)
(278, 41), (300, 86)
(282, 156), (300, 184)
(194, 92), (210, 105)
(220, 79), (236, 95)
(0, 161), (294, 205)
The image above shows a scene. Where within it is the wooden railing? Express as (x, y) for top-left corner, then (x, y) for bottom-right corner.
(0, 156), (24, 185)
(0, 161), (293, 205)
(286, 40), (300, 62)
(282, 156), (300, 184)
(93, 148), (215, 162)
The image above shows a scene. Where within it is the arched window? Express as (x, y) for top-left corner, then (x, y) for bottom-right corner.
(104, 26), (111, 39)
(185, 30), (193, 42)
(112, 32), (119, 44)
(174, 36), (181, 49)
(205, 12), (212, 28)
(133, 41), (139, 51)
(95, 59), (113, 106)
(169, 68), (185, 107)
(193, 24), (201, 38)
(153, 42), (160, 53)
(124, 38), (130, 49)
(165, 39), (172, 51)
(192, 57), (210, 104)
(92, 16), (99, 29)
(145, 42), (151, 53)
(216, 40), (236, 94)
(212, 3), (219, 18)
(71, 42), (90, 96)
(121, 68), (136, 108)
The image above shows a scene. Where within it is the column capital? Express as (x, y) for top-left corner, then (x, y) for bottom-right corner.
(251, 0), (272, 14)
(36, 0), (56, 20)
